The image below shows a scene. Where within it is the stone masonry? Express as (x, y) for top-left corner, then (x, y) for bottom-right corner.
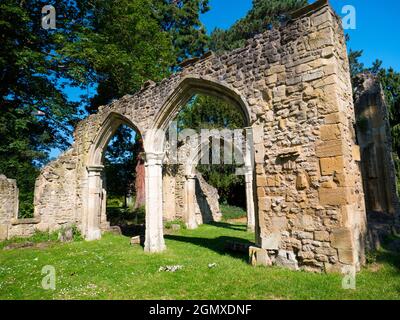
(1, 0), (398, 273)
(354, 73), (400, 248)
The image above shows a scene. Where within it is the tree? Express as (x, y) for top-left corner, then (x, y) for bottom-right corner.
(0, 1), (87, 217)
(209, 0), (308, 53)
(177, 95), (245, 132)
(1, 0), (211, 216)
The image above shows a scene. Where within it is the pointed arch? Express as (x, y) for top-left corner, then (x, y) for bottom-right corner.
(152, 76), (252, 132)
(87, 112), (145, 167)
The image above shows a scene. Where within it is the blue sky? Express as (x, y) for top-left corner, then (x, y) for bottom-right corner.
(201, 0), (400, 71)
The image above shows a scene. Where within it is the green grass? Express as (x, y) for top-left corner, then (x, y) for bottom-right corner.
(0, 223), (399, 300)
(220, 204), (247, 221)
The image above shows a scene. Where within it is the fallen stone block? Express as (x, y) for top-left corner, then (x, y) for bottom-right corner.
(249, 246), (272, 267)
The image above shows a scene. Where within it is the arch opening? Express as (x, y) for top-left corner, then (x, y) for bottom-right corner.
(156, 80), (257, 252)
(84, 113), (146, 241)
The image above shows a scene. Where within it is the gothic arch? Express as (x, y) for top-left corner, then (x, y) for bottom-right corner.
(154, 76), (251, 131)
(83, 112), (144, 241)
(88, 112), (145, 167)
(180, 134), (256, 231)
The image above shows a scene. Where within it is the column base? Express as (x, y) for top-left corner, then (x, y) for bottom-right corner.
(85, 228), (102, 241)
(144, 242), (166, 253)
(186, 221), (198, 230)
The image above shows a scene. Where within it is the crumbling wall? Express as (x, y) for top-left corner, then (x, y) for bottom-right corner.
(354, 73), (400, 244)
(0, 175), (18, 240)
(162, 165), (222, 224)
(0, 0), (369, 273)
(195, 173), (222, 224)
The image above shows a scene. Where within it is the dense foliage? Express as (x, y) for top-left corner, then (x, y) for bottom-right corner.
(0, 0), (210, 216)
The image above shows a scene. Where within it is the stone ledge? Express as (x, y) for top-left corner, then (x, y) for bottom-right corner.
(290, 0), (329, 20)
(11, 217), (40, 225)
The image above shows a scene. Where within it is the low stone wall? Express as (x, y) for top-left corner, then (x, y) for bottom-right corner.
(0, 175), (18, 240)
(163, 165), (222, 224)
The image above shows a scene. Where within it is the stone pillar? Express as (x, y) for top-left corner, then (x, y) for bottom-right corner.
(185, 174), (198, 229)
(86, 165), (104, 241)
(245, 168), (255, 232)
(144, 152), (166, 253)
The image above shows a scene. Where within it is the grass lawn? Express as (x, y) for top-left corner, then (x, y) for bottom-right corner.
(220, 204), (247, 221)
(0, 222), (399, 300)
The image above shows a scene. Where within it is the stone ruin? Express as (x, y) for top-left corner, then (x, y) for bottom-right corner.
(1, 0), (399, 273)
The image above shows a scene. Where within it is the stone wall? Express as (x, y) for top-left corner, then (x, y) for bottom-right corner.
(195, 173), (222, 224)
(354, 73), (400, 245)
(162, 165), (222, 224)
(0, 175), (18, 240)
(0, 0), (374, 272)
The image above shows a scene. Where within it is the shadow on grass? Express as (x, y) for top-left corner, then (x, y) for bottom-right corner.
(375, 237), (400, 272)
(207, 222), (248, 232)
(165, 234), (254, 263)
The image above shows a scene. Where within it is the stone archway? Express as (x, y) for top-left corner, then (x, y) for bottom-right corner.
(6, 1), (375, 272)
(179, 132), (256, 232)
(84, 112), (145, 241)
(143, 76), (255, 252)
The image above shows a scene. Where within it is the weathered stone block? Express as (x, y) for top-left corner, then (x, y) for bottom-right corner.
(275, 250), (299, 271)
(334, 173), (356, 187)
(266, 176), (281, 187)
(352, 145), (361, 161)
(316, 140), (344, 158)
(296, 172), (309, 190)
(319, 187), (350, 205)
(319, 156), (344, 175)
(0, 225), (8, 241)
(320, 124), (341, 141)
(331, 228), (353, 249)
(271, 217), (287, 232)
(257, 187), (266, 198)
(314, 230), (330, 242)
(254, 143), (265, 164)
(338, 248), (355, 264)
(324, 112), (347, 125)
(261, 233), (281, 250)
(258, 197), (271, 212)
(249, 246), (272, 267)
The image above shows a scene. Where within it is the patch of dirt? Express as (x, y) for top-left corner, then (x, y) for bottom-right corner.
(228, 217), (247, 224)
(367, 263), (383, 273)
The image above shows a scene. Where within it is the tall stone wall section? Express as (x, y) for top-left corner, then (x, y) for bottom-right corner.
(354, 73), (400, 234)
(253, 1), (366, 272)
(195, 173), (222, 224)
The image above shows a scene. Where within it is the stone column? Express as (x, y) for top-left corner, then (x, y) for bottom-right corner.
(86, 165), (104, 241)
(144, 152), (166, 253)
(185, 174), (198, 230)
(245, 167), (255, 232)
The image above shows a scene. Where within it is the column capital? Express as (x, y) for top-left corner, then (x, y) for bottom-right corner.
(87, 165), (104, 173)
(145, 152), (164, 165)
